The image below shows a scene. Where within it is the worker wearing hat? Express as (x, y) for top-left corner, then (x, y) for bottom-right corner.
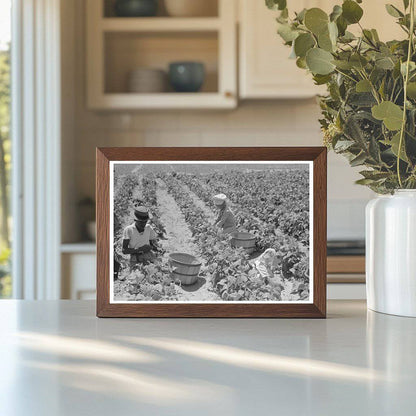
(122, 206), (158, 267)
(213, 193), (237, 235)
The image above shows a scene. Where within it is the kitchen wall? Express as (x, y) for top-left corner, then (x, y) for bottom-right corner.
(61, 0), (373, 243)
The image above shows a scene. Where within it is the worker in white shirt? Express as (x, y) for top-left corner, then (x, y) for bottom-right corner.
(122, 206), (158, 267)
(213, 193), (237, 235)
(254, 248), (280, 284)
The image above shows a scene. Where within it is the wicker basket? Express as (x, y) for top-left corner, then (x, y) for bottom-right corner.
(169, 252), (202, 285)
(231, 232), (256, 254)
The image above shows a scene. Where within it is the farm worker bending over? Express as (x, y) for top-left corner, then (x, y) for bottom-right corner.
(254, 248), (280, 284)
(122, 206), (158, 267)
(213, 193), (237, 235)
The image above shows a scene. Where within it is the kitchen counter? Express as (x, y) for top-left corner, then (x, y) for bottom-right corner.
(0, 300), (415, 415)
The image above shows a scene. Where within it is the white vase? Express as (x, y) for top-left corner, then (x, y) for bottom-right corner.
(366, 190), (416, 317)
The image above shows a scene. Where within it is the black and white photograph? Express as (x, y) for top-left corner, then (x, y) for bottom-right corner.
(110, 161), (313, 303)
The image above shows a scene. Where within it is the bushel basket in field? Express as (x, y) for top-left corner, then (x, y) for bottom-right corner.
(168, 252), (202, 285)
(230, 232), (256, 254)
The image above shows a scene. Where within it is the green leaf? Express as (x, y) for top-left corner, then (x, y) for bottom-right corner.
(393, 61), (402, 79)
(371, 67), (386, 85)
(317, 22), (338, 53)
(385, 4), (403, 18)
(375, 56), (395, 70)
(350, 53), (368, 69)
(369, 136), (381, 162)
(379, 78), (386, 99)
(304, 8), (329, 35)
(328, 21), (338, 45)
(407, 82), (416, 99)
(294, 33), (315, 57)
(334, 139), (355, 151)
(295, 8), (307, 22)
(403, 0), (410, 9)
(356, 79), (372, 92)
(349, 92), (377, 107)
(336, 15), (348, 36)
(277, 23), (299, 42)
(363, 29), (375, 44)
(355, 178), (377, 185)
(333, 59), (353, 70)
(280, 8), (289, 19)
(372, 101), (404, 130)
(401, 61), (416, 76)
(330, 5), (343, 22)
(313, 74), (332, 85)
(342, 0), (364, 24)
(296, 57), (307, 69)
(306, 48), (335, 75)
(266, 0), (287, 11)
(350, 152), (368, 167)
(339, 31), (356, 42)
(359, 170), (391, 180)
(318, 32), (333, 52)
(383, 132), (409, 162)
(371, 29), (380, 42)
(344, 114), (367, 147)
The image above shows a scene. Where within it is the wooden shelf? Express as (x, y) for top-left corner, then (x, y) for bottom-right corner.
(327, 256), (365, 274)
(86, 0), (237, 110)
(326, 256), (366, 283)
(61, 242), (96, 253)
(101, 17), (221, 32)
(89, 92), (235, 110)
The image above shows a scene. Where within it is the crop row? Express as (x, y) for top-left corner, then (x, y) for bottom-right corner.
(206, 169), (309, 245)
(160, 174), (287, 301)
(114, 172), (179, 301)
(176, 172), (309, 285)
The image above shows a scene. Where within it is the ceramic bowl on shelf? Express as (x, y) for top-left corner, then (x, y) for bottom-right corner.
(127, 68), (167, 93)
(164, 0), (217, 17)
(114, 0), (158, 17)
(168, 62), (205, 92)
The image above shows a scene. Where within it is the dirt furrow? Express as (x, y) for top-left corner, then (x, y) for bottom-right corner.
(156, 179), (220, 301)
(156, 179), (198, 255)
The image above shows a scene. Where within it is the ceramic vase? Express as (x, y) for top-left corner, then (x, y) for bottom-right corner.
(366, 190), (416, 317)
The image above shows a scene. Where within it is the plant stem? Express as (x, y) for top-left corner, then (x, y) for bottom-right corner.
(334, 68), (357, 83)
(397, 0), (415, 188)
(358, 69), (380, 104)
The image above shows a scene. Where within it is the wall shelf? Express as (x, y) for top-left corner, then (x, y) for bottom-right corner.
(61, 242), (96, 254)
(101, 17), (221, 32)
(86, 0), (236, 110)
(91, 92), (235, 110)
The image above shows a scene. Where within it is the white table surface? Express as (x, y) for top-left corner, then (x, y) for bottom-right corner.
(0, 300), (415, 416)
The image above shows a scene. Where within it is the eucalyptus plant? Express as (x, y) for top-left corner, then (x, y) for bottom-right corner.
(266, 0), (416, 193)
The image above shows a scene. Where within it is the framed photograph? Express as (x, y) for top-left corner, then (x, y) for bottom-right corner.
(96, 147), (327, 318)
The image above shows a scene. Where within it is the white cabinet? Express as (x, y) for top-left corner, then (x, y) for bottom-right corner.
(239, 0), (322, 99)
(238, 0), (404, 99)
(61, 244), (96, 300)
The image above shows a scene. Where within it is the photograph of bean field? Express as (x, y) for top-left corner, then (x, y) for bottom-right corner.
(111, 162), (312, 303)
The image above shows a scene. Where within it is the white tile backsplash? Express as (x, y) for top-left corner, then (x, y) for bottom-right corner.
(328, 199), (368, 240)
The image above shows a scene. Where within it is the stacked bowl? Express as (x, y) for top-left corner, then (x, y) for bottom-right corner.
(127, 68), (167, 93)
(164, 0), (217, 17)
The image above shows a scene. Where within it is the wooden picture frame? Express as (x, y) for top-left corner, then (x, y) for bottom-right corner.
(96, 147), (327, 318)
